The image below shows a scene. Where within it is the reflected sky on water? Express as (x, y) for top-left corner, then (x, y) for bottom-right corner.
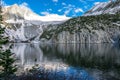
(10, 43), (120, 80)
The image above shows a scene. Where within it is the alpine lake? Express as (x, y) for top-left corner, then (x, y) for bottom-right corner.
(7, 43), (120, 80)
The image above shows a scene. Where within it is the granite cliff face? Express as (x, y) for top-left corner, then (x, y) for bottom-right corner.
(40, 14), (120, 43)
(40, 0), (120, 43)
(2, 0), (120, 43)
(84, 0), (120, 16)
(3, 4), (68, 42)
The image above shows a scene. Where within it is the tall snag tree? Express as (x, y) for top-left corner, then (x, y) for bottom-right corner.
(0, 0), (17, 79)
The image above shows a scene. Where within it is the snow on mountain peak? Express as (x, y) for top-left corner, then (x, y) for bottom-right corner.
(84, 0), (120, 16)
(3, 4), (70, 22)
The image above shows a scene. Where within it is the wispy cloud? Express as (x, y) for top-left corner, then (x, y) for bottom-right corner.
(47, 8), (52, 12)
(58, 9), (62, 12)
(1, 0), (8, 6)
(84, 5), (88, 9)
(40, 11), (70, 21)
(41, 11), (50, 15)
(63, 4), (75, 15)
(52, 0), (58, 2)
(62, 2), (66, 5)
(58, 4), (83, 16)
(64, 9), (72, 15)
(20, 2), (28, 7)
(75, 8), (83, 13)
(94, 2), (100, 5)
(79, 0), (87, 4)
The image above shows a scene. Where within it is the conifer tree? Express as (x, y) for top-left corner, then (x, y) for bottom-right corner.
(0, 0), (17, 79)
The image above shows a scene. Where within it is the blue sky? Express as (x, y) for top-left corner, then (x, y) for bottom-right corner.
(4, 0), (108, 17)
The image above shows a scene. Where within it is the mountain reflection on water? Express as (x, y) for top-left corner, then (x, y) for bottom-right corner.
(11, 43), (120, 80)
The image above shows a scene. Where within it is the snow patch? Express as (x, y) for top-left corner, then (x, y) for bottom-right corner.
(3, 4), (70, 22)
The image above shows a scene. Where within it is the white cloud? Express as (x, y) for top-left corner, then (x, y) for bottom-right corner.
(79, 0), (87, 4)
(46, 8), (52, 12)
(41, 12), (50, 15)
(63, 4), (75, 15)
(40, 11), (70, 21)
(62, 2), (66, 5)
(1, 0), (9, 6)
(94, 2), (100, 5)
(58, 9), (62, 12)
(40, 14), (70, 21)
(58, 4), (83, 16)
(88, 0), (95, 1)
(18, 2), (32, 12)
(63, 4), (75, 9)
(19, 2), (29, 9)
(84, 5), (88, 9)
(5, 2), (70, 22)
(52, 0), (58, 2)
(64, 9), (72, 15)
(75, 8), (83, 13)
(20, 2), (28, 7)
(48, 9), (52, 11)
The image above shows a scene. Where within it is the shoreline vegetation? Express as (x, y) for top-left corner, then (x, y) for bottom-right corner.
(0, 0), (17, 79)
(1, 63), (91, 80)
(5, 42), (120, 80)
(3, 60), (102, 80)
(0, 0), (120, 80)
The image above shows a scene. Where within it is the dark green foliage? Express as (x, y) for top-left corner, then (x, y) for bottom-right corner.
(0, 26), (8, 44)
(0, 0), (17, 79)
(0, 50), (17, 79)
(41, 13), (120, 40)
(0, 15), (2, 21)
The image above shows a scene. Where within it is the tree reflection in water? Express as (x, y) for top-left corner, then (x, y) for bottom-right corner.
(11, 43), (120, 80)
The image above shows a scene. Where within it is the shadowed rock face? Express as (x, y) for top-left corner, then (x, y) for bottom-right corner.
(40, 0), (120, 43)
(2, 0), (120, 43)
(40, 14), (120, 43)
(5, 21), (43, 42)
(51, 30), (115, 43)
(2, 4), (65, 42)
(4, 14), (120, 43)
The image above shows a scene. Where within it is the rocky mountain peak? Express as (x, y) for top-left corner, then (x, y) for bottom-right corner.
(3, 4), (41, 21)
(2, 4), (70, 22)
(84, 0), (120, 16)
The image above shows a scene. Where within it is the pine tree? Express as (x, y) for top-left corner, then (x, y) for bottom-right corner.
(0, 0), (17, 79)
(0, 50), (17, 79)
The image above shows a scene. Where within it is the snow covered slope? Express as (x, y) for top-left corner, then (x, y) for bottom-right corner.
(84, 0), (120, 16)
(3, 4), (70, 22)
(3, 4), (70, 42)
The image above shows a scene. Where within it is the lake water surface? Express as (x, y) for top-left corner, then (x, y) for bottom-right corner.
(10, 43), (120, 80)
